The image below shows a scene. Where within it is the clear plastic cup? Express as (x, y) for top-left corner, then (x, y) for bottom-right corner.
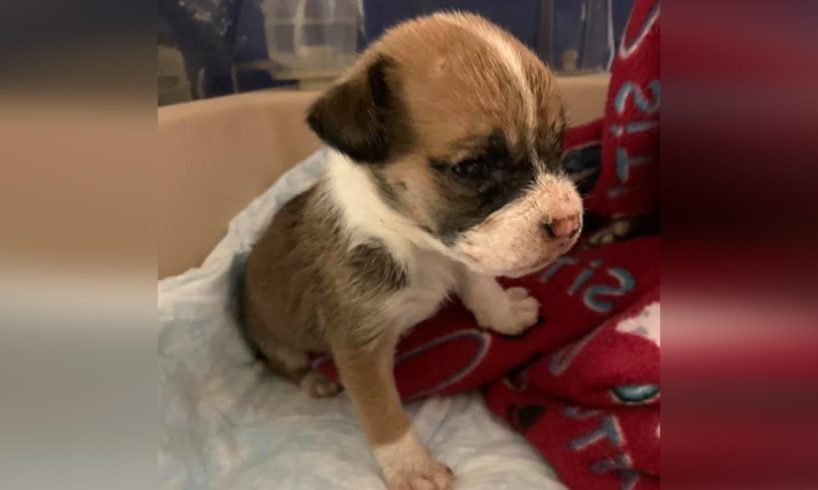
(262, 0), (360, 82)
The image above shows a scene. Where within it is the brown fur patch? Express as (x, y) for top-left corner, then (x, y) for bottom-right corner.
(242, 185), (405, 355)
(332, 332), (410, 446)
(350, 240), (408, 292)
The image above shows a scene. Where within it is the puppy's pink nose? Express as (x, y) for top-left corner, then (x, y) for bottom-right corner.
(542, 214), (582, 239)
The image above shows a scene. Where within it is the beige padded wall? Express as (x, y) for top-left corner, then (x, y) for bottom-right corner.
(158, 90), (321, 278)
(157, 74), (609, 278)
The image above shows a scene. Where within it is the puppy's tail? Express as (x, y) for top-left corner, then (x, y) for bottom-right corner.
(231, 251), (267, 364)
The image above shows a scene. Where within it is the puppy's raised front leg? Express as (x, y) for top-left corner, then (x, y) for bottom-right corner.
(456, 267), (540, 336)
(332, 333), (453, 490)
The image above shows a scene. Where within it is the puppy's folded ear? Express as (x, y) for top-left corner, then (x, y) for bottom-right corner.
(306, 56), (405, 164)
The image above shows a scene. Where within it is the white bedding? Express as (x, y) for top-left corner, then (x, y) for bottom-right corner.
(158, 149), (566, 489)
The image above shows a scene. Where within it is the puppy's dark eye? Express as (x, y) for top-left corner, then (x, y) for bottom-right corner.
(452, 158), (490, 179)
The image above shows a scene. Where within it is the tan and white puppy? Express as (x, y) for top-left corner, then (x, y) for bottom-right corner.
(242, 12), (582, 490)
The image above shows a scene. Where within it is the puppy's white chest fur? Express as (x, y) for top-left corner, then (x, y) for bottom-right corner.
(324, 150), (459, 333)
(392, 248), (458, 332)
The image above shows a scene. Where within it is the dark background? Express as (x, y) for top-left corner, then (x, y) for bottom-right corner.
(159, 0), (634, 99)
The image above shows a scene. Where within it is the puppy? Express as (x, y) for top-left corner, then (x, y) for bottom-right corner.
(242, 12), (582, 490)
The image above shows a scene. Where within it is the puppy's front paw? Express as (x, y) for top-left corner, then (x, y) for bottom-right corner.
(475, 287), (540, 336)
(383, 456), (453, 490)
(300, 370), (342, 398)
(376, 432), (454, 490)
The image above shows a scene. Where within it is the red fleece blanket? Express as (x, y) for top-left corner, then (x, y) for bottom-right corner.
(316, 2), (660, 488)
